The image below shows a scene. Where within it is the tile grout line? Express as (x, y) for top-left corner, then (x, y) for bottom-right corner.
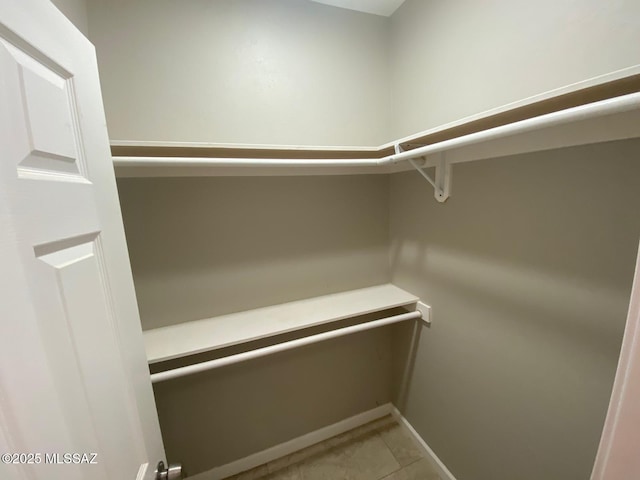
(223, 415), (428, 480)
(373, 420), (426, 480)
(375, 431), (404, 480)
(372, 430), (402, 480)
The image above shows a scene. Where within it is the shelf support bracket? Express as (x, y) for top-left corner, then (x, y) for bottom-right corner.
(395, 145), (451, 203)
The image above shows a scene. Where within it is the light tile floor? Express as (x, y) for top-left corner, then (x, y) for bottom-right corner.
(224, 415), (442, 480)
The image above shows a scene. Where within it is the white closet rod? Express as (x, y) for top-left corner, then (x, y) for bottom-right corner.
(113, 157), (380, 167)
(382, 91), (640, 164)
(150, 310), (422, 383)
(114, 92), (640, 169)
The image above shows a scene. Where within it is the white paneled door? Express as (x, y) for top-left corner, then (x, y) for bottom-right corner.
(0, 1), (165, 480)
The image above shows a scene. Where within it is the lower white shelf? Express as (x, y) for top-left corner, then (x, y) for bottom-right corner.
(150, 309), (422, 383)
(143, 284), (419, 364)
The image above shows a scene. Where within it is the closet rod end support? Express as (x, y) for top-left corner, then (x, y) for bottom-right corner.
(416, 301), (432, 325)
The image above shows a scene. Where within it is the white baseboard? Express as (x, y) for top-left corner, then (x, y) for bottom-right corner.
(390, 406), (457, 480)
(187, 403), (393, 480)
(187, 403), (456, 480)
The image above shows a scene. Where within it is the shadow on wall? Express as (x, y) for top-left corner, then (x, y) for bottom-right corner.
(153, 325), (395, 475)
(392, 244), (628, 357)
(116, 175), (390, 329)
(391, 317), (424, 412)
(389, 139), (640, 353)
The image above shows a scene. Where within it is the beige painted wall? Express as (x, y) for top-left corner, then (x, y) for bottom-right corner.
(86, 0), (390, 145)
(117, 175), (390, 330)
(389, 138), (640, 480)
(51, 0), (88, 36)
(117, 175), (391, 473)
(389, 0), (640, 139)
(154, 325), (393, 474)
(88, 0), (640, 145)
(100, 2), (640, 476)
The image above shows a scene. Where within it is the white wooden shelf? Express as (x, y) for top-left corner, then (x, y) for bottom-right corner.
(144, 284), (418, 364)
(112, 70), (640, 179)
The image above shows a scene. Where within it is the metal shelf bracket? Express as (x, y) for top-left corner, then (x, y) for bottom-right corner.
(395, 145), (451, 202)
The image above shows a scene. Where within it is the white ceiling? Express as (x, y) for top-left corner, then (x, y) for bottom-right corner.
(309, 0), (406, 17)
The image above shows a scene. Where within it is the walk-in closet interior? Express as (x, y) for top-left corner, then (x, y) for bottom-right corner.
(53, 0), (640, 479)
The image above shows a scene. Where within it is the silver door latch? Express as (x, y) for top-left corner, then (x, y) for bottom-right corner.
(156, 460), (183, 480)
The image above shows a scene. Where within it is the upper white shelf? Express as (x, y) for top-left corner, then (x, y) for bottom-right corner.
(112, 70), (640, 178)
(144, 284), (418, 364)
